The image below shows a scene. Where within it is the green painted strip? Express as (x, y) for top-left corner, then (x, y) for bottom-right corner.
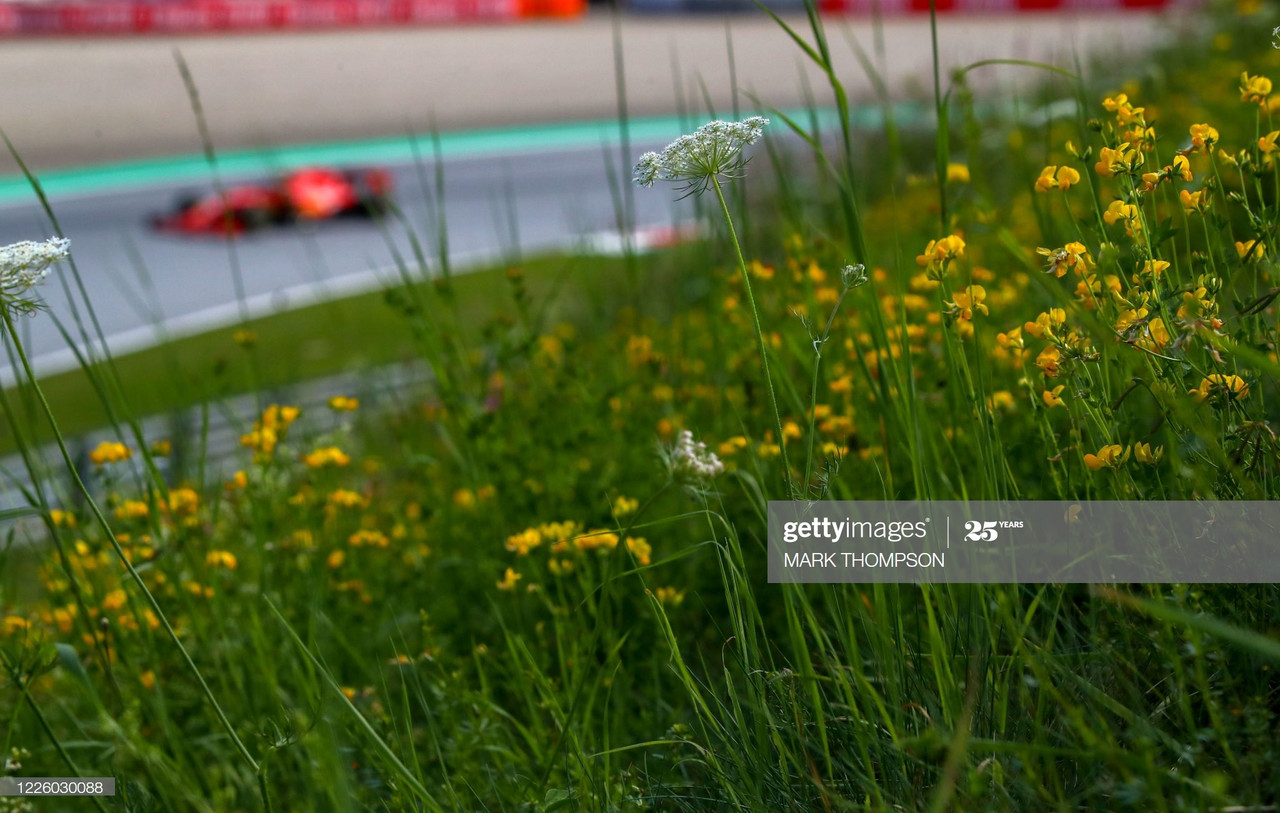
(0, 103), (926, 205)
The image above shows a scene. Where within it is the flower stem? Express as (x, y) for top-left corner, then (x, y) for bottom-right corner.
(711, 175), (793, 498)
(1, 309), (260, 775)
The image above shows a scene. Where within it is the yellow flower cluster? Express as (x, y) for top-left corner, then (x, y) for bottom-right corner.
(1034, 165), (1080, 192)
(90, 441), (131, 465)
(1083, 443), (1163, 471)
(240, 404), (300, 457)
(915, 234), (965, 277)
(206, 550), (238, 569)
(304, 446), (351, 468)
(1189, 375), (1249, 404)
(348, 530), (389, 548)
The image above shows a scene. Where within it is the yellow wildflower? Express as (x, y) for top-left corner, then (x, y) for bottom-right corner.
(986, 391), (1015, 412)
(948, 285), (988, 320)
(505, 528), (542, 556)
(206, 550), (238, 569)
(946, 163), (970, 183)
(1102, 93), (1144, 125)
(1190, 374), (1249, 404)
(996, 327), (1024, 350)
(326, 489), (366, 510)
(548, 558), (575, 576)
(304, 446), (351, 468)
(1095, 144), (1139, 178)
(1133, 443), (1164, 465)
(1172, 154), (1192, 180)
(1035, 165), (1080, 192)
(718, 436), (749, 456)
(89, 441), (131, 465)
(3, 616), (31, 635)
(1189, 123), (1219, 152)
(240, 427), (278, 455)
(626, 335), (654, 366)
(1024, 309), (1066, 340)
(1241, 72), (1272, 106)
(916, 234), (966, 276)
(1037, 242), (1091, 278)
(1084, 444), (1129, 471)
(328, 395), (359, 411)
(183, 581), (214, 598)
(1179, 188), (1210, 213)
(114, 500), (149, 521)
(1042, 386), (1066, 408)
(1139, 259), (1170, 279)
(1178, 286), (1215, 322)
(653, 587), (686, 606)
(348, 530), (389, 548)
(1035, 346), (1062, 378)
(574, 530), (620, 553)
(262, 404), (299, 432)
(167, 487), (199, 517)
(497, 568), (522, 591)
(1236, 240), (1265, 260)
(1137, 317), (1171, 351)
(625, 536), (652, 566)
(1104, 200), (1142, 237)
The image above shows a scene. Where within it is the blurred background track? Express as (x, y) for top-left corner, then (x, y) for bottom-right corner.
(0, 10), (1181, 174)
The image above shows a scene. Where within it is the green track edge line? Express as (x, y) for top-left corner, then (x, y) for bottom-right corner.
(0, 103), (927, 206)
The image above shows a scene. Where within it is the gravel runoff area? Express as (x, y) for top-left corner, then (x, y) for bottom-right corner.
(0, 9), (1184, 174)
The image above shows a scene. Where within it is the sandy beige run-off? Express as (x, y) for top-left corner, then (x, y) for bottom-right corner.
(0, 10), (1179, 173)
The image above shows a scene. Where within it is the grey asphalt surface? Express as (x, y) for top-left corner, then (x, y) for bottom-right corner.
(0, 140), (689, 368)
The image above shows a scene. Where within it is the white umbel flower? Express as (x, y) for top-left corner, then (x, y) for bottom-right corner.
(0, 237), (69, 314)
(634, 117), (769, 196)
(665, 429), (725, 485)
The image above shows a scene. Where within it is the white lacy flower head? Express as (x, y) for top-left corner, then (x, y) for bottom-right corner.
(0, 237), (69, 314)
(634, 116), (769, 197)
(664, 429), (725, 485)
(840, 263), (868, 290)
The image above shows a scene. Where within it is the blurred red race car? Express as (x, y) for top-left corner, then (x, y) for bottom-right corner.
(153, 167), (393, 236)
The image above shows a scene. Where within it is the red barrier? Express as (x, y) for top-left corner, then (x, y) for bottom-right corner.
(0, 0), (576, 35)
(821, 0), (1187, 10)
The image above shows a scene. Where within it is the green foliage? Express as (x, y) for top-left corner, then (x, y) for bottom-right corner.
(3, 3), (1280, 810)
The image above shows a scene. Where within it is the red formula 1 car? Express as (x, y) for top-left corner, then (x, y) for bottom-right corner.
(152, 166), (394, 237)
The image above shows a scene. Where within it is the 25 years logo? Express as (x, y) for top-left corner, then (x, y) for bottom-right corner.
(962, 519), (1024, 542)
(964, 520), (999, 542)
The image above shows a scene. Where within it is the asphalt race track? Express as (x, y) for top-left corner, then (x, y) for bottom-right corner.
(0, 137), (691, 374)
